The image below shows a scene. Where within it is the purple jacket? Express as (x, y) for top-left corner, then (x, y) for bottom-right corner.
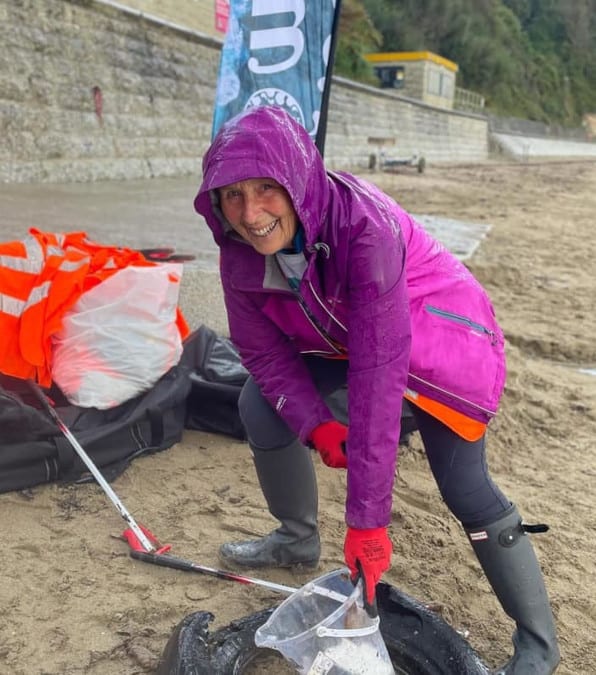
(194, 106), (506, 529)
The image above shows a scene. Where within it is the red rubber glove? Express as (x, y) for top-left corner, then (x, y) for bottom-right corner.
(344, 526), (392, 605)
(309, 420), (348, 469)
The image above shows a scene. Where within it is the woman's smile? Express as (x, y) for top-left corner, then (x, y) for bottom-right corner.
(218, 178), (297, 254)
(249, 219), (279, 238)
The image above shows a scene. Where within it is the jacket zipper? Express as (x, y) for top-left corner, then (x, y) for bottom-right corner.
(272, 252), (346, 355)
(306, 279), (347, 332)
(425, 305), (498, 345)
(294, 290), (346, 355)
(281, 272), (345, 355)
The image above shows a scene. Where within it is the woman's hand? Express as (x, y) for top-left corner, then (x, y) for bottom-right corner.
(344, 526), (392, 606)
(309, 420), (348, 468)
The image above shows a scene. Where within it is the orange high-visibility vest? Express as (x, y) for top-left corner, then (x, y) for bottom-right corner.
(0, 229), (188, 386)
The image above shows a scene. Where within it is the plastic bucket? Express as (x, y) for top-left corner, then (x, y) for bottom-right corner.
(254, 568), (395, 674)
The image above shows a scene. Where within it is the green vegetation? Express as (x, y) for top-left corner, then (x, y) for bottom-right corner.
(335, 0), (596, 126)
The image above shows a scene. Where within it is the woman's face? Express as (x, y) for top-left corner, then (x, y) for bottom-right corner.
(218, 178), (298, 255)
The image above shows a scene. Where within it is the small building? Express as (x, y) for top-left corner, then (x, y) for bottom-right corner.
(364, 51), (458, 110)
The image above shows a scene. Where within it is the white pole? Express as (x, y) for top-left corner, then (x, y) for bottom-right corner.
(29, 381), (157, 552)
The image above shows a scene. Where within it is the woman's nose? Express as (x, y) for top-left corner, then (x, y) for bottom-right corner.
(242, 194), (262, 224)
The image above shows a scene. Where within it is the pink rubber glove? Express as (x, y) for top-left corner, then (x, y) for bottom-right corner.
(309, 420), (348, 469)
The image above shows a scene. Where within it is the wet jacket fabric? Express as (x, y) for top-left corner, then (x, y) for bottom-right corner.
(194, 106), (506, 529)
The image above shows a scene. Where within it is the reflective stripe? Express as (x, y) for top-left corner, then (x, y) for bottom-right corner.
(26, 235), (45, 271)
(59, 257), (89, 272)
(1, 282), (52, 318)
(24, 281), (51, 310)
(0, 235), (45, 273)
(46, 245), (64, 257)
(0, 292), (26, 317)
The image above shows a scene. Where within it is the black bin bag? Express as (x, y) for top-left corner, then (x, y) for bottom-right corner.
(185, 325), (249, 440)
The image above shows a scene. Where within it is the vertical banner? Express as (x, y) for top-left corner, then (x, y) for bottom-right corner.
(212, 0), (341, 155)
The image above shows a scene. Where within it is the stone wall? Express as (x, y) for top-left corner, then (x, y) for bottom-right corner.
(113, 0), (225, 39)
(0, 0), (222, 182)
(326, 78), (486, 171)
(0, 0), (488, 184)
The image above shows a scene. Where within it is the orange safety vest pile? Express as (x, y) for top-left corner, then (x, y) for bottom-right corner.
(0, 228), (189, 387)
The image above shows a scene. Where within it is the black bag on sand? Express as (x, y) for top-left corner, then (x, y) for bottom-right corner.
(0, 344), (195, 495)
(0, 327), (248, 495)
(184, 325), (249, 440)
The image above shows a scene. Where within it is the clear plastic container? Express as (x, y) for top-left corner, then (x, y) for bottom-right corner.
(254, 568), (395, 674)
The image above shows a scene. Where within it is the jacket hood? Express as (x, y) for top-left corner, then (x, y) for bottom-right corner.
(194, 106), (330, 246)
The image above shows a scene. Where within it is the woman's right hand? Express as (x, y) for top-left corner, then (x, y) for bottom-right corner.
(309, 420), (348, 468)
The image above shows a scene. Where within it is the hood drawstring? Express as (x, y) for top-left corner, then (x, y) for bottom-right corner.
(308, 242), (330, 259)
(284, 228), (330, 260)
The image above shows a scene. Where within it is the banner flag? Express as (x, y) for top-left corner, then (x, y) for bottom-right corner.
(212, 0), (341, 154)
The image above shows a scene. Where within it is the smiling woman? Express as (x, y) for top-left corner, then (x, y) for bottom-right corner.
(218, 178), (299, 255)
(192, 105), (560, 675)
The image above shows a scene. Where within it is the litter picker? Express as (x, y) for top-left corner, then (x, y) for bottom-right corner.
(28, 380), (170, 554)
(130, 550), (349, 604)
(29, 381), (354, 607)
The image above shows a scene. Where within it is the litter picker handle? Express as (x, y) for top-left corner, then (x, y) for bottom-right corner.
(130, 551), (349, 603)
(355, 560), (379, 619)
(130, 550), (298, 595)
(28, 380), (157, 553)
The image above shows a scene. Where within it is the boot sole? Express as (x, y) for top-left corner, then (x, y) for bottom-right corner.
(218, 551), (319, 572)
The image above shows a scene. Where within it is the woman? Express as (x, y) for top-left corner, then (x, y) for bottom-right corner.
(194, 105), (559, 674)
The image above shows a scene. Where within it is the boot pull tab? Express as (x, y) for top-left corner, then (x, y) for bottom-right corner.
(499, 521), (549, 547)
(523, 522), (550, 534)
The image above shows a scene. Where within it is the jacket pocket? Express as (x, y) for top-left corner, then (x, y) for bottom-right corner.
(409, 303), (505, 418)
(425, 305), (498, 345)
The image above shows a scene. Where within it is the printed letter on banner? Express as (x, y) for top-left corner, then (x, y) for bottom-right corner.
(212, 0), (338, 142)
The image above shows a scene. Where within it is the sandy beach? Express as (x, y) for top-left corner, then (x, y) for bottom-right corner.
(1, 159), (595, 674)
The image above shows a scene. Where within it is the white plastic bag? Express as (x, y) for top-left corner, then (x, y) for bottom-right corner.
(52, 264), (184, 409)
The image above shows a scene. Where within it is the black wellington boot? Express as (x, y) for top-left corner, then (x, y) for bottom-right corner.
(219, 440), (320, 570)
(466, 504), (560, 675)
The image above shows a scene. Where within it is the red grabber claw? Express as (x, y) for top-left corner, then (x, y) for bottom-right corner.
(121, 525), (171, 554)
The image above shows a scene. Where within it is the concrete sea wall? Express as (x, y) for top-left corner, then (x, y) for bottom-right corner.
(0, 0), (488, 183)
